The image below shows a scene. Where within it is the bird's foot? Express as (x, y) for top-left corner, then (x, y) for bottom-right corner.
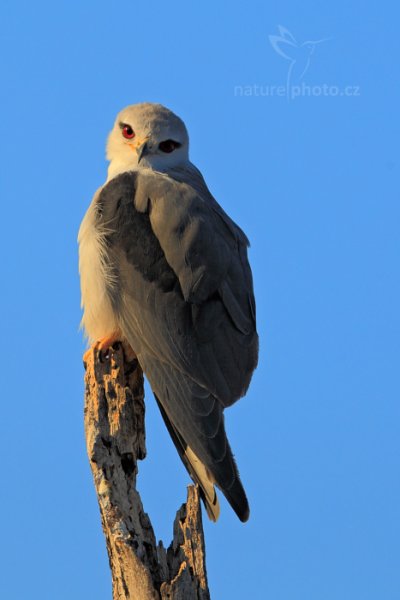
(83, 332), (122, 364)
(83, 333), (137, 366)
(97, 332), (122, 353)
(96, 332), (122, 361)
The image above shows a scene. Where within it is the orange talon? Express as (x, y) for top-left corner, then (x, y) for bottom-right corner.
(97, 331), (121, 352)
(82, 332), (138, 366)
(82, 331), (122, 365)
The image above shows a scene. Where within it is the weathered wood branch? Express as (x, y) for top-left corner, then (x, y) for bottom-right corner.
(83, 343), (210, 600)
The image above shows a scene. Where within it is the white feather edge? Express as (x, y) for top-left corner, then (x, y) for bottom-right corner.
(185, 446), (220, 522)
(78, 188), (119, 343)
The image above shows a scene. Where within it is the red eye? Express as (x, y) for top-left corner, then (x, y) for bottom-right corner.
(122, 125), (135, 139)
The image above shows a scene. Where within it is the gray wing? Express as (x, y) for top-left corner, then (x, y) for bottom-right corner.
(133, 169), (258, 405)
(97, 170), (258, 521)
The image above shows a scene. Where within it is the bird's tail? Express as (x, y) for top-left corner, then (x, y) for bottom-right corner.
(184, 445), (220, 522)
(154, 395), (220, 521)
(218, 452), (250, 522)
(154, 395), (249, 522)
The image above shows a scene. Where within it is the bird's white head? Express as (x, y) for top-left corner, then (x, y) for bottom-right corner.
(106, 103), (190, 181)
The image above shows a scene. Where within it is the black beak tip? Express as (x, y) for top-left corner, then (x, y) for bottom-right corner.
(137, 142), (149, 163)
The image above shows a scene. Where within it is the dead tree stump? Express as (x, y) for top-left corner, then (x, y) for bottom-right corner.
(83, 343), (210, 600)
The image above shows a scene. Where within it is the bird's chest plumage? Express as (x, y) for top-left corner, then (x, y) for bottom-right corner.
(78, 173), (179, 343)
(78, 195), (119, 343)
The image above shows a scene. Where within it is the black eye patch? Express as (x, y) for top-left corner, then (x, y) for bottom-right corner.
(158, 139), (182, 153)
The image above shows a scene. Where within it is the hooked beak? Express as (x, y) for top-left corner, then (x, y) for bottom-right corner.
(136, 140), (149, 163)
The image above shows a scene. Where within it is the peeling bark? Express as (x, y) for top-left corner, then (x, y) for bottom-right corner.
(83, 343), (210, 599)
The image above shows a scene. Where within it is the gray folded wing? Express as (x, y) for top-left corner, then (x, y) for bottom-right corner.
(133, 169), (258, 404)
(96, 170), (258, 520)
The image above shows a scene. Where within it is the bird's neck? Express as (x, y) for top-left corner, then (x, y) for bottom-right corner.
(107, 158), (139, 182)
(106, 158), (193, 183)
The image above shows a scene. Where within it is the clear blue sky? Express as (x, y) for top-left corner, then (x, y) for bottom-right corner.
(0, 1), (399, 598)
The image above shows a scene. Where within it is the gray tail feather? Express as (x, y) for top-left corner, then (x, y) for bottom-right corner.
(154, 395), (249, 522)
(220, 456), (250, 522)
(154, 395), (220, 521)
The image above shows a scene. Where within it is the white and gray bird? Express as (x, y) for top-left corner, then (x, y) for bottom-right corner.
(78, 103), (258, 522)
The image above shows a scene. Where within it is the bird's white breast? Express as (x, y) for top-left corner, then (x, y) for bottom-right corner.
(78, 191), (118, 343)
